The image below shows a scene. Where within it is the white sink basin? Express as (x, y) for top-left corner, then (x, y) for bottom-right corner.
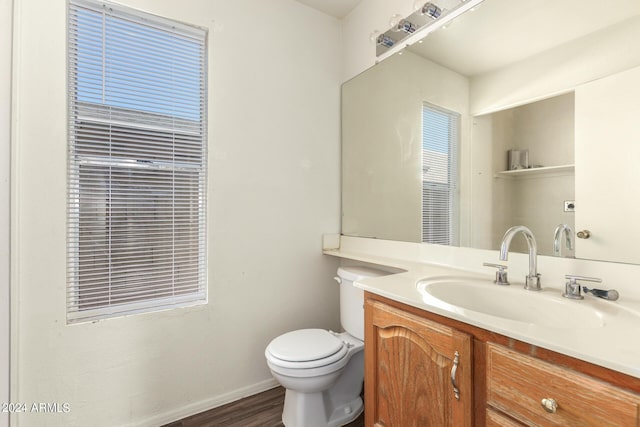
(416, 276), (606, 328)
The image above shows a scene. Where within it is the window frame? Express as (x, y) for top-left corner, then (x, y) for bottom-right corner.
(421, 102), (460, 246)
(66, 0), (208, 323)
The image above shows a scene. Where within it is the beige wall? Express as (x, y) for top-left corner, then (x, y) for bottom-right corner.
(11, 0), (341, 425)
(469, 15), (640, 115)
(342, 51), (469, 243)
(1, 1), (12, 426)
(575, 65), (640, 264)
(505, 95), (575, 256)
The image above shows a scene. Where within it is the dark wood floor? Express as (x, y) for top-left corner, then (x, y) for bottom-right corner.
(163, 386), (365, 427)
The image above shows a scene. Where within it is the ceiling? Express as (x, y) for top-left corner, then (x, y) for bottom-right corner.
(294, 0), (363, 19)
(408, 0), (640, 76)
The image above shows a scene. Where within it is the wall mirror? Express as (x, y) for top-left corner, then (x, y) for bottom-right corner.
(342, 0), (640, 264)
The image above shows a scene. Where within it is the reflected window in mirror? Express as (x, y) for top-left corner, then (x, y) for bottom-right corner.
(422, 103), (460, 246)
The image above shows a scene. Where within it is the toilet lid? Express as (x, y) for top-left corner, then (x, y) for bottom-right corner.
(267, 329), (346, 363)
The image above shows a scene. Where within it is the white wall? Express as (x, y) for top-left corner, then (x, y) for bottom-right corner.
(469, 15), (640, 115)
(1, 1), (12, 426)
(11, 0), (341, 426)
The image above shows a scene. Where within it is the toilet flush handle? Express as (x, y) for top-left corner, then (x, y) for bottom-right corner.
(334, 276), (342, 284)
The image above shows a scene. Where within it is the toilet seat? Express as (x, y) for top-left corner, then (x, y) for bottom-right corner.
(266, 329), (348, 370)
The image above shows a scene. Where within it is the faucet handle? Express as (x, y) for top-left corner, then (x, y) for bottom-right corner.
(483, 262), (510, 286)
(582, 286), (619, 301)
(563, 275), (602, 300)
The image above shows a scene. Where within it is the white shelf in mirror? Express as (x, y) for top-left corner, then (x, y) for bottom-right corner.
(494, 164), (575, 179)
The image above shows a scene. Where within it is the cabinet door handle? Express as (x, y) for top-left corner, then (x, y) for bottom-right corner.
(541, 398), (558, 413)
(576, 230), (591, 239)
(451, 351), (460, 400)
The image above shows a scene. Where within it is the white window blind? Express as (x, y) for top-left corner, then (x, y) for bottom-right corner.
(422, 103), (459, 245)
(67, 0), (208, 322)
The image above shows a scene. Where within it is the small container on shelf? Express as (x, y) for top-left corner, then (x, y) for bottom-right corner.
(508, 149), (529, 170)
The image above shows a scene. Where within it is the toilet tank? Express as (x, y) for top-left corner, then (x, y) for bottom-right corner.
(336, 266), (388, 341)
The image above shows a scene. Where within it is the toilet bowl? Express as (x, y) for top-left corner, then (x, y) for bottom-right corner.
(265, 267), (388, 427)
(265, 329), (364, 427)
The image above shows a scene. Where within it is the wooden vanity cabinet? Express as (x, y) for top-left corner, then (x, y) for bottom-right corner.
(364, 299), (473, 426)
(364, 292), (640, 427)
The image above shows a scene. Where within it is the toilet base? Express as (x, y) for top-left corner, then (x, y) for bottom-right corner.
(282, 388), (363, 427)
(267, 332), (365, 427)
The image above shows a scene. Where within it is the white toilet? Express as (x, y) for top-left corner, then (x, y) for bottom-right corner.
(265, 266), (387, 427)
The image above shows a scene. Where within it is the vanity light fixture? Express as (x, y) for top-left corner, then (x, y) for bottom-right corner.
(375, 0), (485, 60)
(376, 33), (395, 48)
(421, 2), (443, 20)
(371, 30), (397, 49)
(396, 19), (417, 34)
(390, 15), (418, 34)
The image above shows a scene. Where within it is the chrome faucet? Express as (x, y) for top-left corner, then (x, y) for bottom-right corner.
(499, 225), (541, 291)
(553, 224), (574, 257)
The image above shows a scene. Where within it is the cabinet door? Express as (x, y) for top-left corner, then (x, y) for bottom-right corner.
(575, 65), (640, 264)
(365, 299), (473, 427)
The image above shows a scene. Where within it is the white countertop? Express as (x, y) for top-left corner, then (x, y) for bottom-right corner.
(325, 244), (640, 380)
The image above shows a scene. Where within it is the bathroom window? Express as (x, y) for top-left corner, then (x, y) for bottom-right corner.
(67, 0), (208, 322)
(422, 103), (459, 245)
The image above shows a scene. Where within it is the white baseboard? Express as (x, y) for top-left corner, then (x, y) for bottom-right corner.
(132, 378), (279, 427)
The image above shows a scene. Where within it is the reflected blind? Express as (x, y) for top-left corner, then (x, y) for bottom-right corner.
(422, 104), (459, 245)
(67, 0), (208, 322)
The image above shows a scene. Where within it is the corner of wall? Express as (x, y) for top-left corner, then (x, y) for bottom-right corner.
(1, 0), (14, 426)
